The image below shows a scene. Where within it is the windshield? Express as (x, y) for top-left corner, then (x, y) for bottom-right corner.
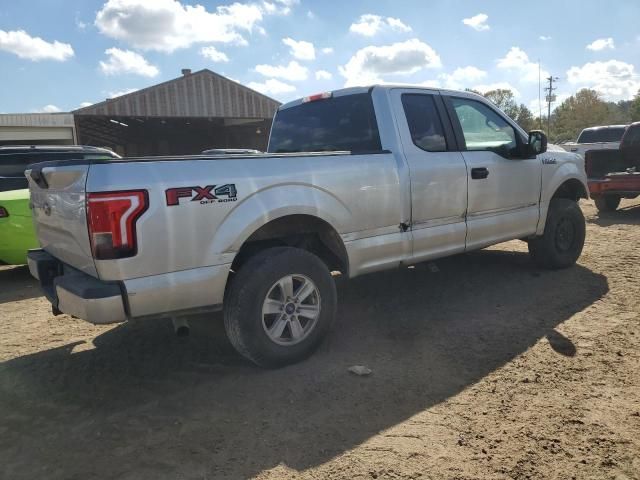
(267, 93), (382, 153)
(577, 127), (625, 143)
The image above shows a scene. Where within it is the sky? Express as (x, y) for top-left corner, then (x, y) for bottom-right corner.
(1, 0), (639, 116)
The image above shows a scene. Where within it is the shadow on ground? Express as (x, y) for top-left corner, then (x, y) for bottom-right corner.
(588, 201), (640, 227)
(0, 265), (42, 304)
(0, 250), (608, 479)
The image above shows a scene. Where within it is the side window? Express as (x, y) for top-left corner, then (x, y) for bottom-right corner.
(401, 94), (447, 152)
(0, 154), (29, 177)
(450, 97), (517, 155)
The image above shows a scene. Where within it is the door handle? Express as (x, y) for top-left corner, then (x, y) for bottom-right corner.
(471, 167), (489, 180)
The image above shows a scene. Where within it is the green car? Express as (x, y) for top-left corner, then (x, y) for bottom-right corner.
(0, 188), (38, 265)
(0, 145), (120, 265)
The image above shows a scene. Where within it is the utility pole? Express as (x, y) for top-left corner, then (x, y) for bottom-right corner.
(545, 76), (559, 136)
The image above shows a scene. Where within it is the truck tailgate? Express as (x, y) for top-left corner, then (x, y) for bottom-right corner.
(27, 164), (97, 276)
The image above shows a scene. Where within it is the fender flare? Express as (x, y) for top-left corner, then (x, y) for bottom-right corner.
(536, 165), (588, 235)
(209, 183), (352, 257)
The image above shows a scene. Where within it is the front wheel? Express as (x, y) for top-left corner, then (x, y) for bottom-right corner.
(594, 195), (621, 213)
(224, 247), (337, 368)
(528, 198), (586, 269)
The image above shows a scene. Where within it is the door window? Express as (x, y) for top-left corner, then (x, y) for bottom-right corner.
(401, 94), (447, 152)
(450, 97), (517, 156)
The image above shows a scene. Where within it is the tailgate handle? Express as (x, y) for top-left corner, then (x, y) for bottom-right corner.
(30, 168), (49, 189)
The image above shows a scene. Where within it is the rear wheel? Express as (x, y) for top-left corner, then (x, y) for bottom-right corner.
(224, 247), (337, 367)
(594, 195), (621, 213)
(528, 198), (585, 269)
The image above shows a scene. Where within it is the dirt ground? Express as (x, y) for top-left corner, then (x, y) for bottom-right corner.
(1, 200), (639, 480)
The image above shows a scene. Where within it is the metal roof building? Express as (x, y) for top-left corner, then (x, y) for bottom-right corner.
(0, 113), (77, 146)
(73, 68), (281, 156)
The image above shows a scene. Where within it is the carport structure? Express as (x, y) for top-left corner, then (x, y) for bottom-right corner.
(73, 69), (281, 156)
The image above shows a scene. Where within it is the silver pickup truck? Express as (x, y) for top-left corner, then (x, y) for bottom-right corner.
(26, 86), (588, 367)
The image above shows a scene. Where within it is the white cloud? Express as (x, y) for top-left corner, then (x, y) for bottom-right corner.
(75, 13), (88, 31)
(306, 10), (315, 19)
(539, 35), (552, 41)
(462, 13), (489, 31)
(418, 79), (441, 88)
(586, 37), (615, 51)
(200, 45), (229, 63)
(282, 37), (315, 60)
(339, 39), (441, 87)
(439, 66), (487, 89)
(0, 29), (74, 61)
(108, 87), (139, 98)
(315, 70), (332, 80)
(386, 17), (412, 33)
(566, 60), (640, 100)
(255, 60), (308, 81)
(321, 47), (334, 55)
(36, 104), (62, 113)
(95, 0), (277, 52)
(349, 14), (412, 37)
(497, 47), (548, 83)
(261, 0), (299, 16)
(472, 82), (521, 98)
(99, 47), (159, 77)
(247, 78), (296, 96)
(79, 101), (93, 108)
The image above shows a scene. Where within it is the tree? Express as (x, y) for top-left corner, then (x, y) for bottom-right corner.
(515, 104), (535, 132)
(483, 89), (519, 119)
(550, 89), (609, 142)
(631, 89), (640, 122)
(482, 89), (535, 131)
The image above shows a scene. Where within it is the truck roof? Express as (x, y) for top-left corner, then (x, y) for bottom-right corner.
(0, 145), (117, 155)
(580, 125), (628, 132)
(278, 84), (487, 111)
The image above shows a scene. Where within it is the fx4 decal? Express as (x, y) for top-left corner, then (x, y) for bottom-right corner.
(542, 157), (557, 165)
(166, 184), (238, 206)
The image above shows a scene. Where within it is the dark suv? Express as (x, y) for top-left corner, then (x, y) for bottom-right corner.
(0, 145), (120, 192)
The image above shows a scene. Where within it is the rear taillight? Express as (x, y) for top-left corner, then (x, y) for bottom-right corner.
(584, 154), (592, 177)
(0, 206), (8, 218)
(87, 190), (148, 260)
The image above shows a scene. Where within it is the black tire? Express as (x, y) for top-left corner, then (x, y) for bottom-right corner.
(528, 198), (586, 269)
(224, 247), (337, 368)
(594, 195), (621, 213)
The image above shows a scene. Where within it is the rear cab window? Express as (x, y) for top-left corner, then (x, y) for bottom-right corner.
(267, 93), (382, 153)
(577, 127), (625, 143)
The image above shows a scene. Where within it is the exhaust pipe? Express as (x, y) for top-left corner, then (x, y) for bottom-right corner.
(172, 316), (190, 337)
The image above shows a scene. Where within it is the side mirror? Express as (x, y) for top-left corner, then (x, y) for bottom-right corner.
(528, 130), (548, 156)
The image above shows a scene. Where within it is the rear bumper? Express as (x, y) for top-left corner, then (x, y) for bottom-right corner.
(27, 249), (127, 324)
(588, 176), (640, 196)
(27, 249), (231, 323)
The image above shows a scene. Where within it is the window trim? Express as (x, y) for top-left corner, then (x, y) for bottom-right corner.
(442, 94), (527, 158)
(400, 93), (454, 153)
